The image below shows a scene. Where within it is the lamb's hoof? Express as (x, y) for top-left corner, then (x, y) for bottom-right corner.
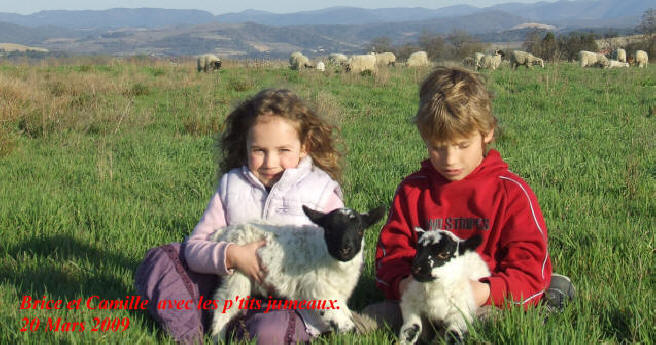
(400, 323), (420, 345)
(445, 330), (467, 345)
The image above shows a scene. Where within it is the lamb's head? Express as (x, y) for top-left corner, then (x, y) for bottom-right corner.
(303, 205), (386, 261)
(212, 60), (222, 70)
(411, 228), (483, 282)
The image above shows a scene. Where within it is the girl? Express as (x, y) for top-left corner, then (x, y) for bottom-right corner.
(135, 89), (344, 344)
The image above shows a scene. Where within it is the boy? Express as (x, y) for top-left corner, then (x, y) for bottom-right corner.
(363, 67), (573, 332)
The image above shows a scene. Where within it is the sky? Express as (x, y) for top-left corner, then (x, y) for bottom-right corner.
(0, 0), (555, 15)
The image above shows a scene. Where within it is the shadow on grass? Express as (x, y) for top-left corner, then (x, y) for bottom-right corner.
(2, 232), (163, 335)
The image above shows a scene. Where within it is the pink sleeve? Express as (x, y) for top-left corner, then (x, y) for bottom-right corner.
(184, 191), (234, 276)
(322, 190), (344, 212)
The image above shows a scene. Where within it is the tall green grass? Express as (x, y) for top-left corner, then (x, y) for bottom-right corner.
(1, 60), (654, 344)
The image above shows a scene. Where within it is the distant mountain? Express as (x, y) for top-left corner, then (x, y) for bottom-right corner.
(0, 0), (652, 58)
(489, 0), (650, 21)
(0, 8), (216, 29)
(215, 5), (482, 26)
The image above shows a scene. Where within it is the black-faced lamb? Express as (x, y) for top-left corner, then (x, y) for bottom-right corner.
(197, 54), (222, 72)
(210, 205), (385, 342)
(399, 228), (489, 345)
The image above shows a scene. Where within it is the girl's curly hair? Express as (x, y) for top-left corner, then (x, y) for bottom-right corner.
(218, 88), (342, 182)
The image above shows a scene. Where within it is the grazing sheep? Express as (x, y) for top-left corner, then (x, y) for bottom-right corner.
(373, 51), (397, 66)
(210, 205), (386, 342)
(345, 54), (377, 73)
(473, 52), (485, 70)
(510, 50), (544, 69)
(462, 56), (477, 69)
(613, 48), (627, 63)
(289, 51), (313, 70)
(316, 61), (326, 71)
(608, 60), (630, 68)
(406, 51), (430, 68)
(479, 50), (503, 71)
(399, 228), (489, 345)
(635, 50), (648, 68)
(328, 53), (348, 65)
(578, 50), (610, 68)
(197, 54), (222, 72)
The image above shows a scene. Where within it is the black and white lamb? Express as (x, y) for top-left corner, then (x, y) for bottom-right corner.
(399, 228), (490, 345)
(210, 205), (385, 341)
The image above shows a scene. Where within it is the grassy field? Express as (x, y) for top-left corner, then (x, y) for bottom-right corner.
(1, 58), (654, 344)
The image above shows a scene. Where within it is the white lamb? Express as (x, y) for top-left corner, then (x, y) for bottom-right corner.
(316, 61), (326, 71)
(473, 52), (485, 70)
(510, 50), (544, 69)
(406, 51), (430, 67)
(635, 50), (648, 68)
(399, 228), (489, 345)
(196, 54), (222, 72)
(345, 54), (376, 73)
(210, 205), (385, 342)
(578, 50), (609, 68)
(608, 60), (629, 68)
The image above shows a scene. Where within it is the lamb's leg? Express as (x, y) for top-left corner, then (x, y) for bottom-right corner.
(399, 302), (422, 345)
(318, 298), (355, 333)
(443, 309), (472, 345)
(210, 273), (251, 343)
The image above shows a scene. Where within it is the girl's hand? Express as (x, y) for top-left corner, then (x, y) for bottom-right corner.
(226, 240), (267, 283)
(470, 280), (491, 306)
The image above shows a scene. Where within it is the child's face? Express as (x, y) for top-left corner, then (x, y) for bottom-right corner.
(247, 115), (307, 188)
(424, 129), (494, 181)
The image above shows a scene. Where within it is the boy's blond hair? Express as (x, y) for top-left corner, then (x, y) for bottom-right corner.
(413, 67), (497, 144)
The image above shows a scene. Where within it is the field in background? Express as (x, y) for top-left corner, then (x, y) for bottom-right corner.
(1, 59), (654, 344)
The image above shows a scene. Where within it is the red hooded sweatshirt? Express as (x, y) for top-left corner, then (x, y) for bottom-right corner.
(375, 149), (551, 308)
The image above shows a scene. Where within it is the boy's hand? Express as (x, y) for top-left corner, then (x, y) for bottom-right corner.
(226, 240), (267, 283)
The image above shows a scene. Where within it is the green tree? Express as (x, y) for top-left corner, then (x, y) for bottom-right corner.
(637, 8), (656, 36)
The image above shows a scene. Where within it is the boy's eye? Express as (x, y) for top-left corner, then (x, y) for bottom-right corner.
(458, 143), (470, 149)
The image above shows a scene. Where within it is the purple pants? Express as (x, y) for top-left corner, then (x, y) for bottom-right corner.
(134, 243), (312, 345)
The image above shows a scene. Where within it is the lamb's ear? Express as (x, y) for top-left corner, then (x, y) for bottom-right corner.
(459, 234), (483, 255)
(361, 206), (386, 228)
(302, 205), (326, 225)
(414, 227), (426, 239)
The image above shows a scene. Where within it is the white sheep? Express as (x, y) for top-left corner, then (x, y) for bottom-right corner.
(316, 61), (326, 71)
(399, 228), (489, 345)
(473, 52), (485, 70)
(635, 50), (648, 68)
(608, 60), (630, 68)
(289, 51), (312, 70)
(510, 50), (544, 69)
(345, 54), (377, 73)
(578, 50), (610, 68)
(328, 53), (348, 65)
(613, 48), (627, 63)
(197, 54), (222, 72)
(210, 205), (385, 342)
(373, 52), (397, 66)
(406, 51), (430, 68)
(479, 50), (503, 71)
(462, 56), (476, 69)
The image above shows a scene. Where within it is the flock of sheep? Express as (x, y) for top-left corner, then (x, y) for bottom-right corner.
(195, 47), (648, 74)
(462, 47), (648, 71)
(290, 50), (430, 73)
